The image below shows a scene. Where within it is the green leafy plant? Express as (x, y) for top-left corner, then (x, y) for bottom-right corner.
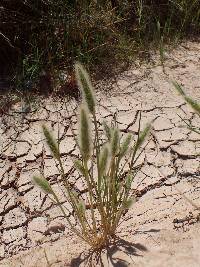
(33, 62), (151, 249)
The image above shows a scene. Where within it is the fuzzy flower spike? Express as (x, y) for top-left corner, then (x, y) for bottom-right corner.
(78, 105), (92, 162)
(75, 62), (96, 114)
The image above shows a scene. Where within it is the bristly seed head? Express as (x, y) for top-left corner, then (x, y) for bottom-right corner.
(136, 123), (151, 149)
(99, 145), (109, 177)
(110, 128), (119, 156)
(33, 175), (54, 195)
(103, 121), (112, 141)
(119, 134), (132, 158)
(185, 96), (200, 115)
(172, 81), (185, 96)
(42, 125), (60, 160)
(124, 198), (136, 209)
(125, 174), (133, 190)
(78, 105), (92, 161)
(75, 62), (95, 114)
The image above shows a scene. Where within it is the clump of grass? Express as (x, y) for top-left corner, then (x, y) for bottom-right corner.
(173, 81), (200, 135)
(33, 62), (151, 250)
(173, 81), (200, 211)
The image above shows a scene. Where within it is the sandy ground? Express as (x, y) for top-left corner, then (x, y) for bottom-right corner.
(0, 39), (200, 267)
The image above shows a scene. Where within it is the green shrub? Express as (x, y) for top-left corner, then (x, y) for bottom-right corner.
(33, 62), (151, 249)
(1, 1), (200, 91)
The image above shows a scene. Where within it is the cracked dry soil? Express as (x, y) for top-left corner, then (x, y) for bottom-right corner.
(0, 39), (200, 267)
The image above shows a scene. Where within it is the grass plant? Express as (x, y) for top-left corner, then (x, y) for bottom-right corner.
(173, 81), (200, 135)
(33, 62), (151, 249)
(173, 81), (200, 210)
(157, 21), (165, 71)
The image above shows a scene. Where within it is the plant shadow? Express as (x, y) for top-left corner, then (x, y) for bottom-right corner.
(70, 237), (148, 267)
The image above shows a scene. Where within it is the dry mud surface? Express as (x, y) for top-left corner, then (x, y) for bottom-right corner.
(0, 40), (200, 267)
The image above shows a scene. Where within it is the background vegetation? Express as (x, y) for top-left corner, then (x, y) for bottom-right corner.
(1, 0), (200, 94)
